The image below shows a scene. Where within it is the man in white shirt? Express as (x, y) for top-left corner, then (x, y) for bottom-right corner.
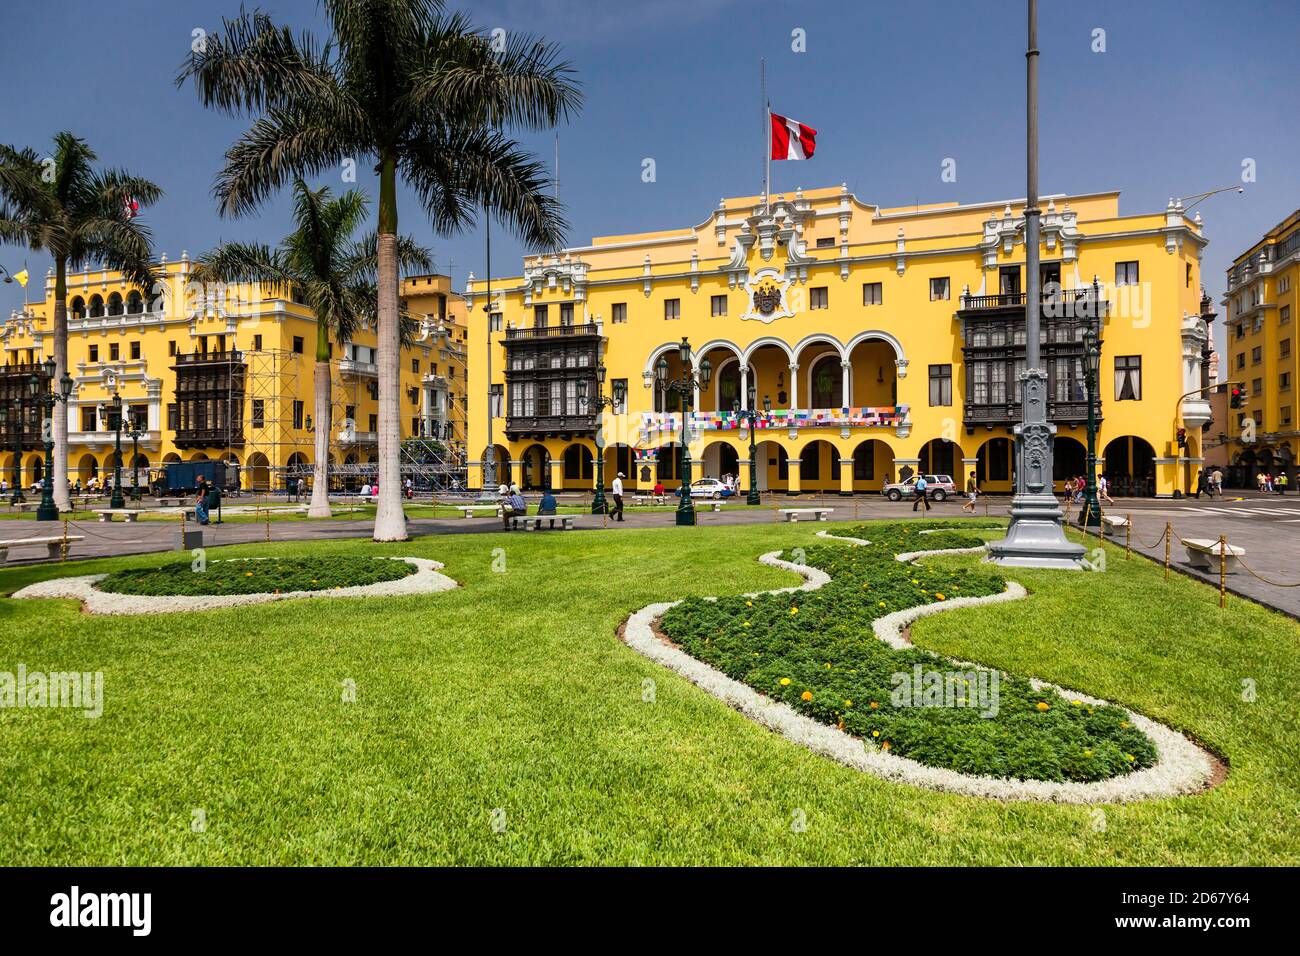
(611, 472), (625, 521)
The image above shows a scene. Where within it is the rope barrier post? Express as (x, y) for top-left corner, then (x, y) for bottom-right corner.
(1125, 513), (1131, 559)
(265, 505), (271, 544)
(1164, 522), (1172, 580)
(1219, 533), (1227, 610)
(61, 517), (69, 562)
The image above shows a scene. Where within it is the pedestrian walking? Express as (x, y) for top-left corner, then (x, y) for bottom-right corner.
(962, 471), (978, 513)
(1277, 471), (1289, 495)
(611, 471), (625, 521)
(912, 474), (931, 512)
(1194, 467), (1206, 499)
(1211, 468), (1223, 497)
(1098, 474), (1114, 504)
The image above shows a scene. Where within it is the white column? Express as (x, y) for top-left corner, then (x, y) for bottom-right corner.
(840, 360), (851, 407)
(739, 364), (750, 410)
(788, 363), (799, 411)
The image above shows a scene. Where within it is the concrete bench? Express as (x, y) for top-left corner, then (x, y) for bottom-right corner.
(7, 501), (38, 512)
(1182, 537), (1245, 573)
(94, 509), (142, 523)
(779, 507), (834, 523)
(156, 497), (186, 507)
(515, 514), (576, 531)
(705, 500), (727, 512)
(632, 494), (670, 506)
(1100, 515), (1129, 536)
(459, 505), (503, 518)
(0, 535), (85, 564)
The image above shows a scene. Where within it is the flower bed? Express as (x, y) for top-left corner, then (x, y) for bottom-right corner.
(99, 556), (415, 597)
(658, 521), (1158, 783)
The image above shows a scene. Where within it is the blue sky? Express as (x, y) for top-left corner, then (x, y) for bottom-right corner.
(3, 0), (1297, 355)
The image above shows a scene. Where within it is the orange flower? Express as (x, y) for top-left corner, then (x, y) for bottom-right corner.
(800, 690), (813, 702)
(934, 592), (946, 601)
(881, 741), (892, 751)
(869, 701), (878, 709)
(1035, 701), (1050, 711)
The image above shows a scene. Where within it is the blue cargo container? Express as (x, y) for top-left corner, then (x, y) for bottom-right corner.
(162, 460), (239, 494)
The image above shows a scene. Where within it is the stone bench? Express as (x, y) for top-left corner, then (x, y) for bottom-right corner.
(515, 514), (576, 531)
(0, 535), (85, 564)
(459, 505), (503, 518)
(779, 507), (834, 523)
(7, 501), (38, 512)
(1100, 515), (1130, 536)
(1182, 537), (1245, 573)
(94, 509), (142, 523)
(631, 495), (669, 506)
(157, 497), (186, 507)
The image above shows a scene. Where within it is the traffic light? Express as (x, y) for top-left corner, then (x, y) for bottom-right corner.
(1177, 427), (1187, 449)
(1230, 385), (1243, 409)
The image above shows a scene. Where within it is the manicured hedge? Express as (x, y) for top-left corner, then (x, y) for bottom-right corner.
(98, 556), (414, 597)
(659, 521), (1157, 783)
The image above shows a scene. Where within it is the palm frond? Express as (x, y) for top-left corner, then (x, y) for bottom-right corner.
(400, 126), (566, 248)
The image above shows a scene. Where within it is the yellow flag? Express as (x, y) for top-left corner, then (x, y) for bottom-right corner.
(11, 269), (29, 288)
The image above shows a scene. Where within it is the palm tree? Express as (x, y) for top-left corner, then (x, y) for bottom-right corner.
(193, 178), (431, 516)
(0, 132), (160, 512)
(179, 0), (579, 540)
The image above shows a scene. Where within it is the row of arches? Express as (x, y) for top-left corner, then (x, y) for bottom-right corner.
(70, 291), (147, 319)
(483, 434), (1158, 495)
(647, 334), (902, 414)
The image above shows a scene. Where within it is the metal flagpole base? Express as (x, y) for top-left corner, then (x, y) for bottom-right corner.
(986, 492), (1088, 569)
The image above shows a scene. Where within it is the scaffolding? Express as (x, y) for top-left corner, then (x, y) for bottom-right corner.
(243, 347), (307, 491)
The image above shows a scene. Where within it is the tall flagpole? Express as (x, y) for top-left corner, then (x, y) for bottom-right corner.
(987, 0), (1085, 570)
(762, 58), (770, 209)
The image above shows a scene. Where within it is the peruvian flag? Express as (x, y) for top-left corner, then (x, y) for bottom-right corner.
(770, 112), (817, 161)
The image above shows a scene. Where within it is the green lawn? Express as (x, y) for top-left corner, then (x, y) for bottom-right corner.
(0, 518), (1295, 865)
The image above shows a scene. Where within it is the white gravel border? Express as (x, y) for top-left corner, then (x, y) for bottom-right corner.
(12, 556), (456, 615)
(620, 531), (1217, 803)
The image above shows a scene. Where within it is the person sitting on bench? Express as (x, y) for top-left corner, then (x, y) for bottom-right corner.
(538, 490), (558, 516)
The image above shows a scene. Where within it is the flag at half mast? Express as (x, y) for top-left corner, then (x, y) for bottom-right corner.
(770, 112), (817, 161)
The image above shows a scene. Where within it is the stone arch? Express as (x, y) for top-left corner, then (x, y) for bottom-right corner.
(107, 292), (124, 316)
(25, 453), (44, 487)
(843, 329), (905, 363)
(700, 438), (740, 482)
(562, 442), (594, 484)
(88, 294), (104, 317)
(70, 296), (85, 318)
(520, 442), (551, 490)
(1102, 435), (1156, 497)
(1053, 436), (1086, 486)
(126, 291), (144, 314)
(247, 452), (271, 490)
(800, 438), (840, 490)
(975, 435), (1014, 492)
(77, 453), (99, 484)
(850, 437), (895, 491)
(482, 444), (511, 488)
(919, 438), (957, 477)
(711, 354), (742, 412)
(740, 336), (796, 366)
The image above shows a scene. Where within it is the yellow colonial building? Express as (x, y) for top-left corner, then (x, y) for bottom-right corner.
(1221, 208), (1300, 484)
(0, 257), (467, 493)
(467, 186), (1212, 498)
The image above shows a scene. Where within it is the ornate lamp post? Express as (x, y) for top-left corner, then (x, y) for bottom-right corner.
(1078, 320), (1103, 528)
(732, 386), (767, 506)
(100, 390), (126, 510)
(987, 0), (1086, 568)
(4, 391), (26, 504)
(654, 337), (712, 526)
(36, 357), (74, 521)
(125, 412), (144, 502)
(578, 363), (627, 515)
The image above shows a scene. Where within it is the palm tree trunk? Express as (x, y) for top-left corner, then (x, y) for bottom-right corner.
(307, 354), (333, 517)
(373, 153), (406, 540)
(52, 259), (71, 512)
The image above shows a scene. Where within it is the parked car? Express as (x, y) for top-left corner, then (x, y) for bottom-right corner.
(689, 478), (735, 499)
(882, 474), (956, 501)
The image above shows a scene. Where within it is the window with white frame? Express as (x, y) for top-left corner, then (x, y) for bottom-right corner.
(1115, 355), (1141, 401)
(930, 277), (950, 301)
